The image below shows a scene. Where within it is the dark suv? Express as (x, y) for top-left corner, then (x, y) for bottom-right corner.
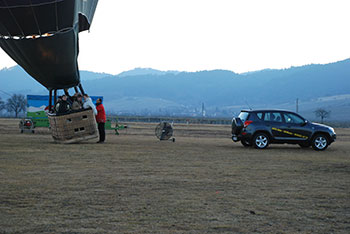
(231, 109), (336, 151)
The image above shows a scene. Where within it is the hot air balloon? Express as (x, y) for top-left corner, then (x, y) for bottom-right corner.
(0, 0), (98, 92)
(0, 0), (100, 143)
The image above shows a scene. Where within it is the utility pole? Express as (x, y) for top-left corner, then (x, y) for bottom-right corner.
(296, 98), (299, 113)
(201, 103), (206, 117)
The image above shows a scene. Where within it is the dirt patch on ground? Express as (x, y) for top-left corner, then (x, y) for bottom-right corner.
(0, 118), (349, 233)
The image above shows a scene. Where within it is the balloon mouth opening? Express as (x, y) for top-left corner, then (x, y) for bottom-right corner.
(1, 32), (54, 40)
(0, 27), (73, 40)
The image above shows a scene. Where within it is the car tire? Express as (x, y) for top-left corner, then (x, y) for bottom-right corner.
(311, 134), (329, 151)
(241, 139), (252, 147)
(253, 133), (269, 149)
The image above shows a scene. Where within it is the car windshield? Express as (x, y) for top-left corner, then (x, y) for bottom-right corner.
(238, 112), (249, 122)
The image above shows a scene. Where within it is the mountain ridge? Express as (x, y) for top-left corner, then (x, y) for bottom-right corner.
(0, 59), (349, 120)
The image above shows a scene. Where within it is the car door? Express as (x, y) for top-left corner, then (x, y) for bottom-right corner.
(281, 112), (312, 141)
(263, 111), (285, 140)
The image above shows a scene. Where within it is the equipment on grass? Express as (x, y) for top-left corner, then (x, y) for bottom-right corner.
(155, 122), (175, 142)
(19, 119), (35, 134)
(110, 118), (128, 135)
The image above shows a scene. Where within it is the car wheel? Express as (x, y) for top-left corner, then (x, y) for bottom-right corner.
(298, 143), (310, 148)
(241, 139), (252, 147)
(253, 133), (269, 149)
(312, 134), (329, 151)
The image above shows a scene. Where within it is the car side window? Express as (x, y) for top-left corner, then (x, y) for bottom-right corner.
(283, 113), (304, 124)
(264, 112), (282, 122)
(264, 112), (271, 121)
(272, 112), (283, 122)
(256, 112), (263, 120)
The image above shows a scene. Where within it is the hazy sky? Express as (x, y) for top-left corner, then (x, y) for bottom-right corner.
(0, 0), (349, 74)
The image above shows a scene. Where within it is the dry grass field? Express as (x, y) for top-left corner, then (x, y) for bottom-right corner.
(0, 118), (349, 233)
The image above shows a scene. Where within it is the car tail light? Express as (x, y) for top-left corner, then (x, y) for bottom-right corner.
(244, 120), (253, 128)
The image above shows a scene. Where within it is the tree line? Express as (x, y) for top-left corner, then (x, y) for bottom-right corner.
(0, 94), (26, 118)
(0, 93), (333, 123)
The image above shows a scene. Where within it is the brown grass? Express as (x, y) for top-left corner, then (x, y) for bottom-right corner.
(0, 118), (349, 233)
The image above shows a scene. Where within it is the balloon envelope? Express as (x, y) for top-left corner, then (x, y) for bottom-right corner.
(0, 0), (98, 89)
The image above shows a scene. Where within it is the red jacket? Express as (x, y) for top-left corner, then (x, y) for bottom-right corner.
(95, 103), (106, 123)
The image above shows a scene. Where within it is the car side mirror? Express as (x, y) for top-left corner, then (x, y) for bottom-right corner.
(301, 120), (308, 126)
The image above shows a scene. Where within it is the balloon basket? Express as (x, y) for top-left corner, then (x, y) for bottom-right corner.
(48, 109), (98, 144)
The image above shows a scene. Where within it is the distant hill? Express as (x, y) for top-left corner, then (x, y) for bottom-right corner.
(117, 68), (180, 77)
(0, 66), (44, 95)
(79, 71), (112, 81)
(1, 59), (350, 120)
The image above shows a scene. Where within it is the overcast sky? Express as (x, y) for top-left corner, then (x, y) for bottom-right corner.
(0, 0), (349, 74)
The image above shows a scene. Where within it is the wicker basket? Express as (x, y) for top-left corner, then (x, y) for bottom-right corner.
(48, 109), (98, 143)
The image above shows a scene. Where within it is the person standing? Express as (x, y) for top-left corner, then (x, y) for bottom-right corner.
(95, 98), (106, 143)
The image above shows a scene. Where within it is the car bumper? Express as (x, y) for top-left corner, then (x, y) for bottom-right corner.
(232, 134), (241, 142)
(330, 133), (336, 143)
(232, 132), (252, 142)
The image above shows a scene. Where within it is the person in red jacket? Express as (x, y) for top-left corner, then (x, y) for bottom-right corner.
(95, 98), (106, 143)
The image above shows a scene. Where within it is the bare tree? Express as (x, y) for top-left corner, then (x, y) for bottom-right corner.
(314, 108), (331, 123)
(6, 94), (26, 118)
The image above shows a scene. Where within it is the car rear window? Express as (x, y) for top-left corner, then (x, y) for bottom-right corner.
(238, 112), (249, 122)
